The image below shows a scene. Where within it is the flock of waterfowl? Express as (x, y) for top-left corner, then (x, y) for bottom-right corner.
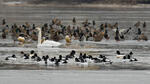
(0, 18), (146, 66)
(0, 18), (148, 46)
(4, 50), (138, 66)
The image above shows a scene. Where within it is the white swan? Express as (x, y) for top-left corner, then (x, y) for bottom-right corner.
(36, 27), (61, 47)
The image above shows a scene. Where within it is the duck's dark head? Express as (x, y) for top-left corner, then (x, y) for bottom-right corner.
(88, 55), (93, 59)
(70, 50), (76, 56)
(99, 55), (104, 58)
(42, 56), (45, 59)
(46, 55), (49, 59)
(83, 53), (87, 59)
(116, 51), (121, 55)
(30, 50), (35, 54)
(20, 51), (24, 54)
(59, 55), (62, 60)
(12, 54), (16, 58)
(79, 53), (82, 56)
(129, 52), (133, 55)
(24, 54), (27, 56)
(34, 53), (38, 57)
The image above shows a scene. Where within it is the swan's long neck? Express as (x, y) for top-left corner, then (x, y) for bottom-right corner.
(38, 29), (42, 45)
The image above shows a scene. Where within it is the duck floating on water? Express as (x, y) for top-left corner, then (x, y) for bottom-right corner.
(4, 50), (139, 66)
(116, 50), (138, 62)
(5, 54), (17, 61)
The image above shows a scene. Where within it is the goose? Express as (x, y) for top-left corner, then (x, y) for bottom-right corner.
(36, 27), (61, 47)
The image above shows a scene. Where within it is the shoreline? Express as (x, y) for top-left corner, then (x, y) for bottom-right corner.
(2, 1), (150, 9)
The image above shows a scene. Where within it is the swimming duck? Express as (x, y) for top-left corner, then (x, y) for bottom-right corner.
(5, 54), (17, 61)
(116, 50), (126, 58)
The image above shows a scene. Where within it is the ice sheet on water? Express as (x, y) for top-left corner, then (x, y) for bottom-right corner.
(1, 70), (150, 84)
(85, 40), (150, 45)
(0, 47), (36, 52)
(2, 1), (23, 5)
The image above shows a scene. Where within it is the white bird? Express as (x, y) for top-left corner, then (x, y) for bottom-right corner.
(36, 27), (62, 48)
